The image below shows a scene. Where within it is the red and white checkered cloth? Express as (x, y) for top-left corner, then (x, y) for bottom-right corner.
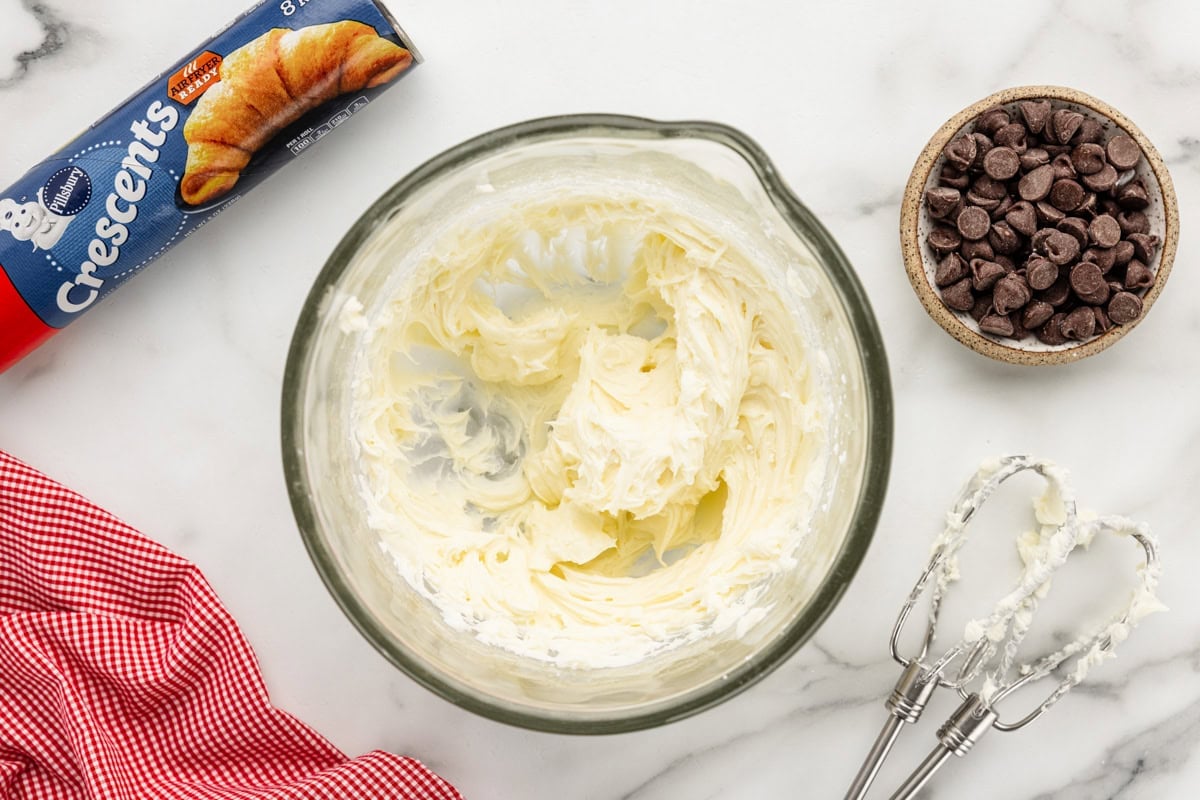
(0, 450), (463, 800)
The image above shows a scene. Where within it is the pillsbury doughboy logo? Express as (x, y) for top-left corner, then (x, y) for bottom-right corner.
(0, 166), (92, 253)
(43, 166), (93, 217)
(0, 183), (83, 252)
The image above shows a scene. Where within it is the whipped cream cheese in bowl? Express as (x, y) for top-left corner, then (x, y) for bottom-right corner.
(282, 115), (892, 732)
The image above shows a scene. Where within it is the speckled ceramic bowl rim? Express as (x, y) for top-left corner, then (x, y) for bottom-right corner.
(281, 114), (894, 734)
(900, 85), (1180, 366)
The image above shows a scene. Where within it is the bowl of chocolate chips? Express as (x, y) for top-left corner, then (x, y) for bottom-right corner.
(901, 85), (1179, 365)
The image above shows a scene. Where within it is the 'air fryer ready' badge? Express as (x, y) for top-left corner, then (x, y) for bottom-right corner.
(168, 52), (223, 106)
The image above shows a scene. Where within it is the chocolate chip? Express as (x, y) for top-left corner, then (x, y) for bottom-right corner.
(1030, 228), (1054, 252)
(942, 278), (976, 312)
(1081, 163), (1118, 192)
(943, 135), (977, 171)
(979, 312), (1015, 337)
(1056, 217), (1090, 248)
(991, 194), (1015, 221)
(983, 146), (1021, 180)
(1127, 233), (1159, 263)
(1078, 280), (1111, 307)
(1035, 201), (1066, 225)
(1050, 109), (1084, 144)
(1018, 165), (1055, 202)
(1026, 257), (1059, 291)
(925, 187), (962, 219)
(973, 175), (1009, 201)
(928, 224), (963, 255)
(1049, 179), (1085, 211)
(970, 133), (994, 170)
(953, 199), (971, 223)
(1116, 210), (1150, 236)
(994, 254), (1016, 271)
(1022, 300), (1055, 329)
(1083, 246), (1117, 273)
(1112, 240), (1135, 267)
(976, 108), (1011, 136)
(993, 272), (1032, 315)
(1041, 230), (1081, 265)
(1004, 201), (1038, 236)
(1107, 292), (1144, 325)
(1020, 148), (1051, 172)
(970, 294), (993, 323)
(1116, 178), (1150, 210)
(1010, 312), (1031, 340)
(970, 259), (1006, 291)
(934, 252), (968, 287)
(961, 238), (995, 262)
(1019, 100), (1052, 135)
(1085, 214), (1120, 249)
(1106, 134), (1141, 170)
(1038, 275), (1072, 307)
(993, 123), (1029, 153)
(1108, 280), (1125, 296)
(1038, 313), (1069, 345)
(957, 206), (992, 240)
(940, 165), (971, 190)
(1071, 143), (1106, 175)
(1051, 154), (1078, 181)
(1076, 192), (1098, 218)
(1061, 306), (1097, 340)
(1070, 262), (1105, 296)
(1124, 260), (1155, 291)
(988, 221), (1021, 254)
(1071, 118), (1105, 145)
(1094, 306), (1113, 333)
(966, 188), (1002, 211)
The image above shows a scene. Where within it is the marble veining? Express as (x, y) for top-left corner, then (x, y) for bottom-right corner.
(0, 1), (68, 88)
(1167, 136), (1200, 167)
(1, 1), (1198, 798)
(1033, 696), (1200, 799)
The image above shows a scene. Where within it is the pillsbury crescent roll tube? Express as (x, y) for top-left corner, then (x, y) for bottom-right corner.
(0, 0), (420, 371)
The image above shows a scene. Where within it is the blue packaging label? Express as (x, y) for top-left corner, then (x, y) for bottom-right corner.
(0, 0), (417, 330)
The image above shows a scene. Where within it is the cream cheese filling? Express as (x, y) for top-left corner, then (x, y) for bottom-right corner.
(349, 195), (826, 667)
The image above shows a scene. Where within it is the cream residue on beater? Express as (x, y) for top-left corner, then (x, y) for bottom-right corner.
(928, 457), (1163, 703)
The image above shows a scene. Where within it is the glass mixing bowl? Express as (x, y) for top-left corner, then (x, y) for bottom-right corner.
(281, 115), (892, 733)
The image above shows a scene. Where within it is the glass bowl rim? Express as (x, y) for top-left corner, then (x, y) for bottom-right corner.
(281, 113), (894, 734)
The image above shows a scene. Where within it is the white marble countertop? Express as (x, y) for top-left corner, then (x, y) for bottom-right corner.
(1, 1), (1197, 797)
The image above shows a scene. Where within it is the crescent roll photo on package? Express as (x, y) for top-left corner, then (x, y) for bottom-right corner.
(0, 0), (420, 371)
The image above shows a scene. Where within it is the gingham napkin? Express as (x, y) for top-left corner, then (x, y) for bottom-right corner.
(0, 450), (462, 800)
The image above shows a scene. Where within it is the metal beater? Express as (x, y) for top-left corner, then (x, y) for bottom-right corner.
(844, 455), (1162, 800)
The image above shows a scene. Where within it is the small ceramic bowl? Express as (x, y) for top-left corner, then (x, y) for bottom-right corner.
(901, 85), (1179, 366)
